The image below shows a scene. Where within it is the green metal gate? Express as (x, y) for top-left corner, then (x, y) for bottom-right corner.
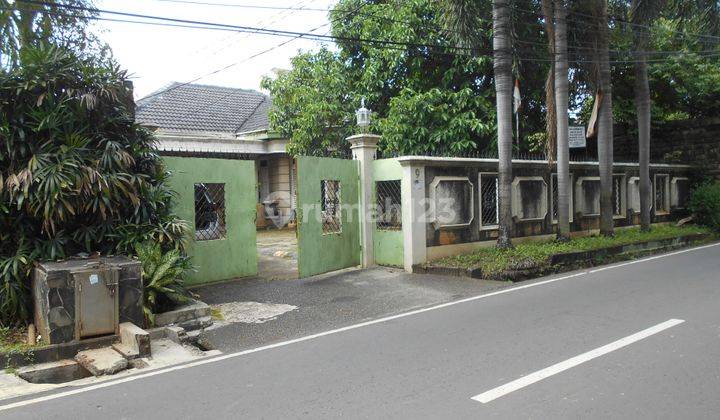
(164, 156), (257, 285)
(296, 156), (360, 278)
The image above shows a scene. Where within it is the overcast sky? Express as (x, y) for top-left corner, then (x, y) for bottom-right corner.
(93, 0), (337, 99)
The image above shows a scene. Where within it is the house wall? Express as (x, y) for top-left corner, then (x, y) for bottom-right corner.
(164, 157), (258, 285)
(373, 158), (404, 267)
(256, 155), (295, 225)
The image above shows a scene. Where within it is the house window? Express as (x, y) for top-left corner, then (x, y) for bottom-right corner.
(612, 174), (626, 217)
(194, 183), (226, 241)
(321, 180), (341, 234)
(655, 174), (670, 214)
(376, 180), (402, 230)
(479, 173), (498, 228)
(551, 173), (574, 223)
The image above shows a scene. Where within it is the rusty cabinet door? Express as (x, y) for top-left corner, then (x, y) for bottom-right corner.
(73, 269), (119, 338)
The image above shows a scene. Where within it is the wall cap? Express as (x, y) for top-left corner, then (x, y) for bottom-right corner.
(396, 155), (692, 169)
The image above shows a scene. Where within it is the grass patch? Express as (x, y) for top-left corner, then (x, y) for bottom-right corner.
(435, 224), (713, 276)
(0, 327), (31, 354)
(210, 307), (225, 321)
(1, 327), (41, 371)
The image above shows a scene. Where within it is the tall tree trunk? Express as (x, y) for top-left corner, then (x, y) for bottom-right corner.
(554, 0), (571, 240)
(493, 0), (513, 249)
(632, 0), (653, 231)
(597, 0), (614, 236)
(541, 0), (557, 165)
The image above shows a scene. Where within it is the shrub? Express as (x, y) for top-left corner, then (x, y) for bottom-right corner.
(0, 45), (187, 327)
(134, 242), (192, 325)
(689, 182), (720, 230)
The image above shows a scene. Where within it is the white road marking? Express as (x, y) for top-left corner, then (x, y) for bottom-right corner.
(471, 318), (685, 404)
(588, 242), (720, 273)
(1, 242), (717, 412)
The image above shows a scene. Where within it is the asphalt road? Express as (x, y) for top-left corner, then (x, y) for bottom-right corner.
(2, 243), (720, 419)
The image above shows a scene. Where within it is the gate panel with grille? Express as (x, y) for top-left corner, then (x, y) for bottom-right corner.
(164, 156), (257, 285)
(296, 156), (360, 278)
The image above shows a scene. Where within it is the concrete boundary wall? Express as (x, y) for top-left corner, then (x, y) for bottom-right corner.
(397, 156), (693, 272)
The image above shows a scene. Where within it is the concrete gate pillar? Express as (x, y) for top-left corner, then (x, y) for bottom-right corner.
(400, 160), (427, 272)
(348, 134), (381, 268)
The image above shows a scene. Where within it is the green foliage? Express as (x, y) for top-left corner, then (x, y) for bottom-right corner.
(689, 183), (720, 230)
(0, 45), (188, 327)
(436, 225), (712, 274)
(264, 0), (550, 156)
(262, 48), (354, 157)
(135, 241), (192, 325)
(0, 0), (105, 69)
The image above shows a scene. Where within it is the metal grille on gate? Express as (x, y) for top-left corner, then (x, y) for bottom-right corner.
(376, 180), (402, 230)
(194, 183), (226, 241)
(321, 180), (342, 234)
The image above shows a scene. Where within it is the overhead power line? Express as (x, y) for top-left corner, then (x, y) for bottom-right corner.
(509, 3), (720, 43)
(15, 0), (720, 61)
(161, 1), (371, 118)
(147, 0), (330, 12)
(3, 0), (719, 83)
(17, 0), (482, 53)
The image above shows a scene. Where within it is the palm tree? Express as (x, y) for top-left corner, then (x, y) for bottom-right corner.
(441, 0), (513, 248)
(552, 0), (571, 240)
(493, 0), (515, 248)
(541, 0), (557, 167)
(593, 0), (615, 236)
(631, 0), (665, 232)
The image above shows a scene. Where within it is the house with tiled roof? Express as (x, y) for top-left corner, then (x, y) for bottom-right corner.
(136, 82), (296, 227)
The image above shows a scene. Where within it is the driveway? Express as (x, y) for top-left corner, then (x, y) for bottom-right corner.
(256, 228), (298, 280)
(194, 267), (509, 352)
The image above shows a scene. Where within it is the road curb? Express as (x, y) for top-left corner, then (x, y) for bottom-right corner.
(416, 233), (713, 281)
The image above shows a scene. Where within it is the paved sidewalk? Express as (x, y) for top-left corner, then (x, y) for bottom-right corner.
(194, 267), (509, 352)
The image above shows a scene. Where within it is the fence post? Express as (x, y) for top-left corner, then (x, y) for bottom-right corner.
(348, 134), (380, 268)
(400, 161), (427, 272)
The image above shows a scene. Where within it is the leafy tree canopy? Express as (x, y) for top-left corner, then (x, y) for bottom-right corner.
(267, 0), (720, 156)
(263, 0), (549, 156)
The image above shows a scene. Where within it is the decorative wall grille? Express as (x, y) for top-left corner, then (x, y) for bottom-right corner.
(376, 180), (402, 230)
(655, 175), (669, 212)
(321, 180), (342, 234)
(194, 183), (226, 241)
(480, 174), (499, 226)
(612, 175), (624, 216)
(551, 174), (559, 221)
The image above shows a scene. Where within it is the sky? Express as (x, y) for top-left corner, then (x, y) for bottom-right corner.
(93, 0), (337, 99)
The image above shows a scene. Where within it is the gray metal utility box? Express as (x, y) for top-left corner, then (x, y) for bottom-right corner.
(32, 257), (144, 344)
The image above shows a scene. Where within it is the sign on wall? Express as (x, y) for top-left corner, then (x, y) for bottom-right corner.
(569, 126), (586, 148)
